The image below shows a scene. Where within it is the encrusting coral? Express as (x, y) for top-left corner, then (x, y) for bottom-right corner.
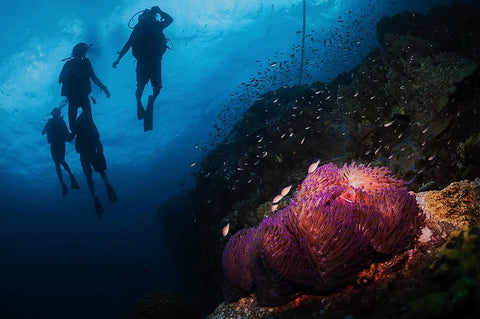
(222, 162), (424, 306)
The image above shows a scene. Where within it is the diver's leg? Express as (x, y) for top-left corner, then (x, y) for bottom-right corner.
(52, 145), (67, 197)
(86, 171), (95, 195)
(61, 160), (71, 173)
(135, 85), (146, 120)
(58, 144), (69, 173)
(135, 62), (148, 120)
(87, 172), (103, 218)
(87, 170), (103, 218)
(55, 164), (63, 186)
(81, 154), (95, 196)
(54, 158), (63, 182)
(81, 154), (103, 217)
(62, 160), (80, 189)
(81, 95), (93, 121)
(144, 59), (162, 130)
(56, 162), (68, 197)
(152, 87), (161, 101)
(58, 143), (79, 189)
(99, 171), (117, 202)
(150, 59), (162, 104)
(68, 99), (79, 132)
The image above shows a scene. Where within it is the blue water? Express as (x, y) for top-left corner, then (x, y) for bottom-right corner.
(0, 0), (477, 318)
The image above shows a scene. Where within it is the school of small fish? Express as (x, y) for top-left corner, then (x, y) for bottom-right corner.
(269, 159), (323, 213)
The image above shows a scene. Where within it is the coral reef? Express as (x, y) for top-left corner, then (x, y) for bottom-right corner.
(209, 179), (480, 319)
(422, 179), (480, 227)
(159, 3), (480, 315)
(338, 32), (478, 190)
(222, 163), (424, 306)
(338, 3), (480, 191)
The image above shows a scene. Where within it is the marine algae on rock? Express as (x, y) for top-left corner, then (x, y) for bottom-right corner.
(403, 224), (480, 319)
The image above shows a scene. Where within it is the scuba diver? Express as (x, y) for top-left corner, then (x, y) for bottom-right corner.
(59, 42), (111, 132)
(112, 6), (173, 131)
(74, 112), (117, 218)
(42, 107), (80, 197)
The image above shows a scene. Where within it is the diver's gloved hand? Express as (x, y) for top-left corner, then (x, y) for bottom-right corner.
(100, 84), (111, 98)
(67, 132), (75, 143)
(103, 87), (111, 98)
(112, 52), (122, 68)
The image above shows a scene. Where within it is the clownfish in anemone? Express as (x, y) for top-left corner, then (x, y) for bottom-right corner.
(337, 189), (356, 203)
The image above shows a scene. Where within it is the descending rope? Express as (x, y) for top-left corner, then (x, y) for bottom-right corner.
(298, 0), (306, 86)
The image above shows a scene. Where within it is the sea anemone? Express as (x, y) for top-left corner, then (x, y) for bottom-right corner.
(356, 186), (423, 254)
(341, 162), (404, 193)
(222, 228), (259, 301)
(293, 196), (375, 292)
(258, 208), (316, 291)
(221, 162), (424, 306)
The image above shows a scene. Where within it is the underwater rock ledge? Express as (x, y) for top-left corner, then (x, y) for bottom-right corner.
(158, 3), (480, 315)
(208, 178), (480, 319)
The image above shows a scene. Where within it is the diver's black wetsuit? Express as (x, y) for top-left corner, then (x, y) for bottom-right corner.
(43, 116), (70, 167)
(59, 57), (108, 132)
(42, 114), (78, 196)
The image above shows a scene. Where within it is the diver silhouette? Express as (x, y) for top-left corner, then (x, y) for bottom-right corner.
(59, 42), (111, 132)
(42, 107), (80, 197)
(74, 112), (117, 218)
(112, 6), (173, 131)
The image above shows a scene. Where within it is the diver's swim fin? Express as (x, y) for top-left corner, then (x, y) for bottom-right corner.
(137, 101), (145, 120)
(62, 182), (68, 197)
(144, 95), (154, 132)
(70, 174), (80, 189)
(105, 182), (117, 202)
(93, 196), (104, 218)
